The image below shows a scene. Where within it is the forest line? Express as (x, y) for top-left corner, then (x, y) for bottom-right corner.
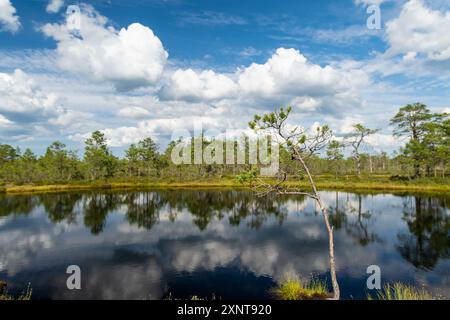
(0, 103), (448, 186)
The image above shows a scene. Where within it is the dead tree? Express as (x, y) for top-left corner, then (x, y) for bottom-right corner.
(247, 106), (340, 300)
(345, 124), (378, 176)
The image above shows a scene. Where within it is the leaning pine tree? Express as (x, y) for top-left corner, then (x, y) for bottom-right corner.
(245, 106), (340, 300)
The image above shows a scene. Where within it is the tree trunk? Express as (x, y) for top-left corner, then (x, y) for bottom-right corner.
(413, 146), (421, 178)
(356, 155), (361, 176)
(294, 149), (340, 300)
(335, 163), (338, 179)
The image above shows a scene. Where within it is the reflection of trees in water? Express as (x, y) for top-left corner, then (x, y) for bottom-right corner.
(10, 189), (448, 264)
(147, 190), (295, 231)
(397, 195), (450, 270)
(345, 194), (381, 246)
(39, 193), (82, 224)
(0, 190), (300, 233)
(329, 192), (381, 246)
(0, 194), (40, 217)
(228, 192), (292, 230)
(83, 193), (120, 235)
(173, 190), (227, 231)
(124, 192), (165, 230)
(329, 191), (347, 230)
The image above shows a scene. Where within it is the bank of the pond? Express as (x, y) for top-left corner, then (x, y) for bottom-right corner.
(2, 177), (449, 194)
(1, 181), (240, 194)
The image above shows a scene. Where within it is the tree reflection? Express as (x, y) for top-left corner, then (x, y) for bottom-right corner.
(329, 192), (381, 246)
(345, 194), (381, 246)
(228, 192), (292, 230)
(83, 193), (120, 235)
(397, 195), (450, 270)
(13, 189), (297, 234)
(124, 192), (165, 230)
(39, 193), (82, 224)
(181, 191), (226, 230)
(141, 190), (296, 231)
(0, 194), (39, 217)
(328, 191), (347, 230)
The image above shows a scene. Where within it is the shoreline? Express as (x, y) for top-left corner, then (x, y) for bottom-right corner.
(2, 179), (449, 195)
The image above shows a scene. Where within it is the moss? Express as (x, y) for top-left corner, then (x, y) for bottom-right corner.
(272, 275), (330, 300)
(369, 283), (436, 300)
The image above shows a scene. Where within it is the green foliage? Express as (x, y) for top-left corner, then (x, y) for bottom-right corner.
(249, 106), (293, 131)
(327, 140), (344, 160)
(391, 104), (449, 178)
(390, 103), (432, 139)
(84, 131), (118, 180)
(327, 140), (344, 178)
(41, 141), (81, 181)
(125, 137), (160, 177)
(235, 166), (258, 185)
(0, 144), (20, 163)
(0, 103), (448, 186)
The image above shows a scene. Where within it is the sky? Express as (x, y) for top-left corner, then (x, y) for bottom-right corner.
(0, 0), (449, 155)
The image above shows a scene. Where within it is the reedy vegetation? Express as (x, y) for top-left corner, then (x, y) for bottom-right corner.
(0, 282), (32, 300)
(369, 283), (435, 300)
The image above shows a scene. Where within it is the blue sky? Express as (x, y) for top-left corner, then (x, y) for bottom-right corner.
(0, 0), (449, 155)
(1, 1), (388, 66)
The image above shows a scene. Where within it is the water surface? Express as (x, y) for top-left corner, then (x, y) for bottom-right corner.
(0, 189), (448, 299)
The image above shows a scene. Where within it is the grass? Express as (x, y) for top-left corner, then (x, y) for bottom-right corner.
(273, 277), (439, 301)
(2, 180), (242, 194)
(163, 293), (217, 300)
(309, 176), (450, 193)
(0, 282), (32, 301)
(369, 283), (435, 300)
(272, 275), (330, 300)
(1, 175), (449, 195)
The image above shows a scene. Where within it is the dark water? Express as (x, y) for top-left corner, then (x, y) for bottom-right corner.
(0, 189), (448, 300)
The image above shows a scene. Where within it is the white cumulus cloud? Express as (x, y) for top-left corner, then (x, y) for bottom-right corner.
(46, 0), (64, 14)
(0, 69), (60, 115)
(0, 0), (20, 33)
(385, 0), (450, 61)
(0, 114), (14, 127)
(0, 69), (94, 140)
(117, 106), (151, 119)
(238, 48), (369, 106)
(290, 96), (322, 112)
(41, 5), (168, 91)
(161, 69), (238, 101)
